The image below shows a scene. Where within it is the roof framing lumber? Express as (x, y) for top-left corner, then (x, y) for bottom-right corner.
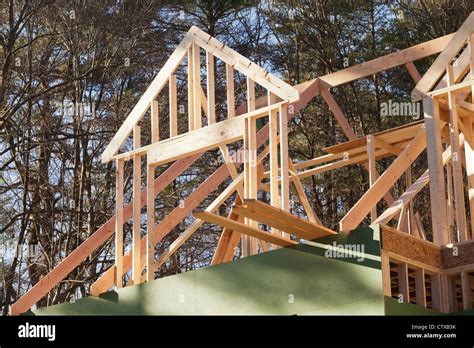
(101, 32), (194, 163)
(412, 12), (474, 101)
(102, 26), (298, 163)
(323, 120), (424, 155)
(240, 33), (453, 117)
(447, 66), (468, 240)
(424, 97), (449, 245)
(319, 34), (455, 88)
(340, 126), (427, 232)
(374, 133), (465, 225)
(233, 199), (335, 240)
(211, 195), (242, 265)
(434, 47), (471, 91)
(194, 211), (297, 247)
(156, 174), (243, 268)
(189, 26), (299, 102)
(156, 142), (270, 268)
(428, 79), (474, 97)
(405, 61), (421, 83)
(14, 22), (472, 314)
(113, 101), (285, 163)
(148, 114), (244, 167)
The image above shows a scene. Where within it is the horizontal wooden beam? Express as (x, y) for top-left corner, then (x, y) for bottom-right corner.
(147, 116), (244, 167)
(323, 120), (424, 155)
(194, 211), (297, 247)
(428, 79), (474, 97)
(113, 103), (283, 163)
(233, 199), (336, 240)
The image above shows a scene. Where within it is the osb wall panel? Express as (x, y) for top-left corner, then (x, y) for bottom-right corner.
(381, 226), (441, 269)
(442, 240), (474, 269)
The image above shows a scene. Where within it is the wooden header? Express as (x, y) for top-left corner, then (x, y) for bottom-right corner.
(381, 225), (441, 270)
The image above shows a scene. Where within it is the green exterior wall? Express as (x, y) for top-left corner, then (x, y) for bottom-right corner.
(31, 225), (389, 315)
(384, 297), (440, 315)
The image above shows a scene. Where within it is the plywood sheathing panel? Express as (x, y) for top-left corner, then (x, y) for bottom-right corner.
(381, 226), (441, 269)
(442, 240), (474, 269)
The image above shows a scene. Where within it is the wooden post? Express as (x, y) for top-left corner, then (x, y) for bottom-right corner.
(447, 66), (468, 241)
(226, 64), (235, 118)
(169, 73), (178, 137)
(414, 268), (426, 307)
(132, 126), (141, 285)
(240, 119), (251, 257)
(447, 275), (458, 312)
(465, 124), (474, 239)
(279, 103), (290, 212)
(381, 253), (391, 297)
(405, 167), (414, 234)
(192, 43), (201, 129)
(461, 270), (472, 310)
(187, 47), (194, 131)
(432, 273), (450, 313)
(146, 164), (155, 281)
(151, 100), (159, 143)
(466, 33), (474, 238)
(206, 51), (216, 124)
(431, 273), (442, 312)
(115, 159), (124, 288)
(245, 78), (258, 255)
(248, 116), (258, 202)
(398, 263), (410, 303)
(423, 97), (448, 245)
(367, 135), (377, 222)
(446, 161), (455, 239)
(279, 103), (290, 240)
(269, 97), (280, 210)
(268, 92), (282, 243)
(249, 117), (258, 256)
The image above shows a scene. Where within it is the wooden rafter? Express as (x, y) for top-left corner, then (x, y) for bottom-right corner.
(194, 211), (297, 248)
(340, 126), (427, 232)
(233, 199), (335, 240)
(412, 12), (474, 101)
(102, 32), (193, 163)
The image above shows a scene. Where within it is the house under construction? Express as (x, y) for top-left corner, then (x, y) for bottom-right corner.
(9, 12), (474, 316)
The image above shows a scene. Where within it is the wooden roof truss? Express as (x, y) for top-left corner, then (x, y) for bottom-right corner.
(10, 13), (474, 316)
